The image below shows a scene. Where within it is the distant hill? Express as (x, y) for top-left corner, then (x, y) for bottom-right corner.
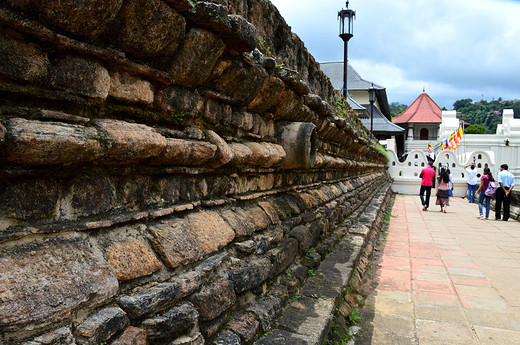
(453, 98), (520, 134)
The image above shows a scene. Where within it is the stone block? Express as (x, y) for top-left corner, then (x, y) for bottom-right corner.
(170, 28), (225, 87)
(112, 326), (147, 345)
(186, 2), (230, 32)
(51, 55), (110, 99)
(171, 271), (203, 299)
(172, 332), (205, 345)
(190, 279), (236, 321)
(0, 32), (50, 83)
(109, 0), (185, 58)
(187, 210), (235, 254)
(245, 297), (282, 332)
(148, 218), (204, 269)
(3, 0), (38, 11)
(109, 71), (154, 104)
(271, 197), (295, 219)
(66, 175), (115, 218)
(117, 282), (179, 319)
(223, 15), (258, 52)
(75, 307), (129, 345)
(204, 130), (234, 168)
(155, 86), (205, 119)
(195, 252), (229, 274)
(141, 303), (198, 341)
(289, 225), (313, 253)
(267, 238), (299, 278)
(243, 142), (284, 168)
(275, 297), (334, 344)
(248, 77), (286, 113)
(203, 98), (233, 125)
(228, 258), (271, 293)
(200, 313), (228, 339)
(270, 88), (304, 120)
(298, 192), (320, 209)
(94, 119), (167, 162)
(0, 177), (61, 220)
(220, 207), (256, 237)
(228, 143), (253, 166)
(258, 200), (280, 224)
(5, 118), (103, 166)
(38, 0), (122, 38)
(247, 205), (272, 231)
(210, 61), (268, 106)
(213, 330), (241, 345)
(0, 236), (118, 333)
(231, 112), (254, 131)
(164, 0), (194, 12)
(227, 314), (260, 343)
(255, 329), (309, 345)
(106, 238), (162, 281)
(153, 138), (217, 166)
(29, 327), (74, 345)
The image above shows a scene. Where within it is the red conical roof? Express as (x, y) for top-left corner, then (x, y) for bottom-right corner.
(392, 92), (442, 124)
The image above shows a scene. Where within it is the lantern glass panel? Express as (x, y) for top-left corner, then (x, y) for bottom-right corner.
(369, 87), (376, 103)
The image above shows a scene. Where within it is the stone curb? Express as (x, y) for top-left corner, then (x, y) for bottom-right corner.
(254, 184), (393, 344)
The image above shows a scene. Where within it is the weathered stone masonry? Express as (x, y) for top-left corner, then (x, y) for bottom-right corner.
(0, 1), (391, 344)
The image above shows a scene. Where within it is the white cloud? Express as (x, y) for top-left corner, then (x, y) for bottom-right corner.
(270, 0), (520, 109)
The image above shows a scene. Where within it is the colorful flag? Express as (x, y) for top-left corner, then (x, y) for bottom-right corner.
(428, 142), (432, 154)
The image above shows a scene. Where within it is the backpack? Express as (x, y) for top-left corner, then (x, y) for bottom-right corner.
(485, 181), (496, 197)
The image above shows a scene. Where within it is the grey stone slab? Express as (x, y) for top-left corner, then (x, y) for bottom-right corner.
(254, 329), (310, 345)
(275, 297), (334, 344)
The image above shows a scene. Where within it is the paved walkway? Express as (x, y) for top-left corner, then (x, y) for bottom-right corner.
(357, 194), (520, 345)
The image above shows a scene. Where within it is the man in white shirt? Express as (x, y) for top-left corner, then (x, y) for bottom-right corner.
(464, 160), (478, 203)
(496, 164), (516, 221)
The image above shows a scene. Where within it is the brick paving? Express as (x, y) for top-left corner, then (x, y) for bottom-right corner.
(357, 194), (520, 345)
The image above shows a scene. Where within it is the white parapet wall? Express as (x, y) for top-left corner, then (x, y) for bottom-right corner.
(387, 109), (520, 196)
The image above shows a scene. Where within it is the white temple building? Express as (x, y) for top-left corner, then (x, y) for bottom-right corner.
(386, 108), (520, 196)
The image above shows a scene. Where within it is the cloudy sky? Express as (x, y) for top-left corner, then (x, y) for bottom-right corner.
(270, 0), (520, 110)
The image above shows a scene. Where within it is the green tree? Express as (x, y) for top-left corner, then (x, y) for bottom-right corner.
(452, 97), (520, 134)
(389, 102), (408, 117)
(464, 124), (486, 134)
(453, 98), (473, 111)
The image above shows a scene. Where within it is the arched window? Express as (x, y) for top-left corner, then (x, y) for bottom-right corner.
(421, 162), (425, 167)
(392, 161), (396, 166)
(408, 162), (411, 166)
(478, 154), (482, 159)
(452, 163), (456, 168)
(485, 163), (488, 169)
(478, 163), (482, 168)
(462, 173), (465, 178)
(415, 154), (419, 159)
(420, 128), (428, 140)
(399, 171), (402, 176)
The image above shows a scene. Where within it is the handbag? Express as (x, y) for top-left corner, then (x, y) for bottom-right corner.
(448, 188), (453, 196)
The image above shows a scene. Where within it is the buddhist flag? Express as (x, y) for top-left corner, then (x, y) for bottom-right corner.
(455, 124), (463, 140)
(428, 142), (433, 154)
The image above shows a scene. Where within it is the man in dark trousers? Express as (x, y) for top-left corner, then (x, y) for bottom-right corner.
(495, 163), (516, 221)
(419, 161), (436, 211)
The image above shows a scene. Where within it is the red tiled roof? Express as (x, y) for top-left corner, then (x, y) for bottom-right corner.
(392, 92), (442, 124)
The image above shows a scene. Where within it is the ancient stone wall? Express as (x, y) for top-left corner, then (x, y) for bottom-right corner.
(0, 1), (390, 344)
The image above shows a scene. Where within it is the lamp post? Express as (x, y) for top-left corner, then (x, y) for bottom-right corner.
(369, 83), (376, 133)
(338, 1), (355, 99)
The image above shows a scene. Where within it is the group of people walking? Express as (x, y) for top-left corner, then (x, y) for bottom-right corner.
(419, 161), (516, 221)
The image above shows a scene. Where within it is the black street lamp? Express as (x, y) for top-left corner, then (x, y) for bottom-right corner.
(369, 83), (376, 133)
(338, 1), (355, 98)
